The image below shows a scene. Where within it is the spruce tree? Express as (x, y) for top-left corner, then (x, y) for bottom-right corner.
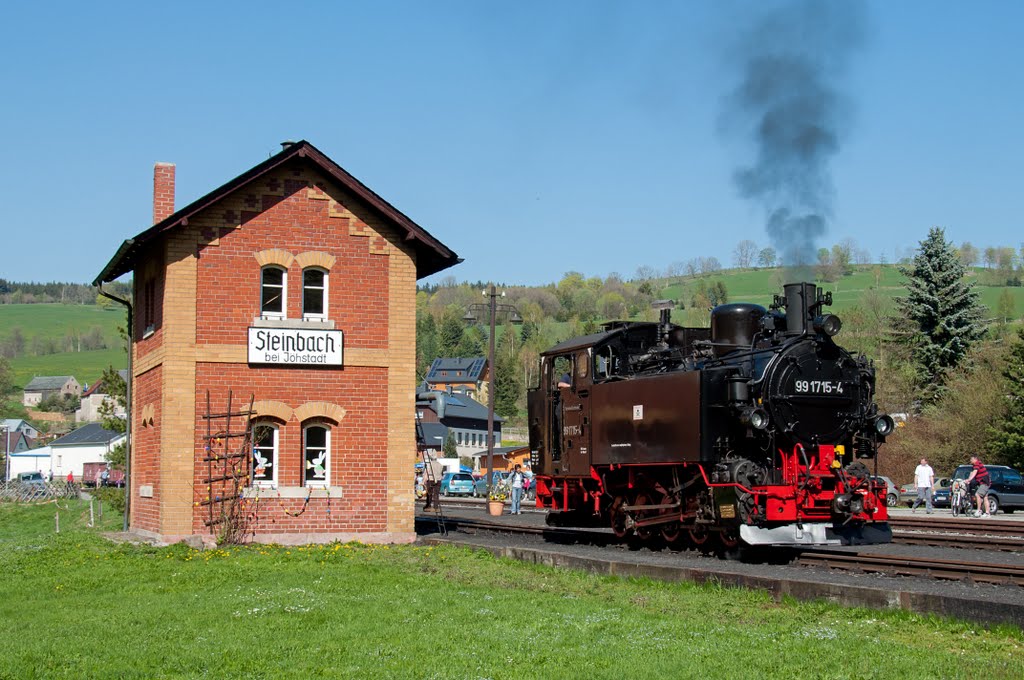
(895, 227), (986, 405)
(494, 320), (522, 418)
(988, 327), (1024, 468)
(437, 311), (465, 357)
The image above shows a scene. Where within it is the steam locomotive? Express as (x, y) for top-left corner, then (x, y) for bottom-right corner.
(526, 282), (895, 550)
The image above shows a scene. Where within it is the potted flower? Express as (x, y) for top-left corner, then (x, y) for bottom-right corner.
(487, 483), (508, 516)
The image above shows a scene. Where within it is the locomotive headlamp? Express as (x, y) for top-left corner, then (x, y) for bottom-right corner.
(813, 314), (842, 337)
(873, 415), (895, 436)
(740, 407), (770, 430)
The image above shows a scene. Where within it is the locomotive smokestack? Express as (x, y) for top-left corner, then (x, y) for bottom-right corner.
(718, 0), (866, 277)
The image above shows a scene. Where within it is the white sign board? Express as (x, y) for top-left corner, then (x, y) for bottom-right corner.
(248, 328), (343, 366)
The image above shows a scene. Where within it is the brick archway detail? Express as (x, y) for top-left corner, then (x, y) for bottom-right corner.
(294, 401), (346, 424)
(251, 400), (293, 423)
(253, 248), (295, 269)
(295, 251), (337, 271)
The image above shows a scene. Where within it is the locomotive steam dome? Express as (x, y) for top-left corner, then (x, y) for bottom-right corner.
(711, 303), (766, 356)
(762, 339), (862, 446)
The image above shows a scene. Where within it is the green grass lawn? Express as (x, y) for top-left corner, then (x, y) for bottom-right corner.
(1, 501), (1021, 678)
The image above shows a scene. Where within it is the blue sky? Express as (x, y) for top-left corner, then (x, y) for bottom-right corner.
(1, 1), (1021, 287)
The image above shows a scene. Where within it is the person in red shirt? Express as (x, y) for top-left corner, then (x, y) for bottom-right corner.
(965, 455), (991, 517)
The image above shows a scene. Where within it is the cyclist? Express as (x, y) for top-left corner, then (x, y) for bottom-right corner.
(965, 454), (991, 518)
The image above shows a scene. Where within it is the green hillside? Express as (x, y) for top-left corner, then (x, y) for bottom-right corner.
(659, 266), (1024, 320)
(9, 348), (128, 390)
(0, 304), (128, 389)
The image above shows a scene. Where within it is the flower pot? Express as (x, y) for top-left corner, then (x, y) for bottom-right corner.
(487, 500), (504, 516)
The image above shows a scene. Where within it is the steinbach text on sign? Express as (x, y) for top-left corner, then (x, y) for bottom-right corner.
(247, 328), (343, 365)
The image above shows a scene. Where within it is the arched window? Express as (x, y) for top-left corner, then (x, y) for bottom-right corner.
(252, 423), (279, 488)
(261, 266), (286, 319)
(302, 268), (328, 321)
(303, 424), (330, 486)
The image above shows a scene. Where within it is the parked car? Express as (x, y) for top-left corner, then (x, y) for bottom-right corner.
(899, 477), (950, 506)
(474, 471), (509, 498)
(947, 464), (1024, 514)
(440, 472), (476, 497)
(871, 475), (899, 507)
(16, 471), (46, 486)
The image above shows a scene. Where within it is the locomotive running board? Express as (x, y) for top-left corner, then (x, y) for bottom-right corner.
(740, 522), (892, 547)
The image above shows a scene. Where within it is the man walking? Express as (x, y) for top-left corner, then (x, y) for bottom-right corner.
(910, 457), (935, 514)
(966, 454), (991, 518)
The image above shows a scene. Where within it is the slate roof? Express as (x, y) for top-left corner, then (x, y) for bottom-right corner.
(416, 391), (503, 423)
(2, 419), (37, 434)
(50, 423), (123, 447)
(425, 357), (488, 384)
(416, 422), (448, 446)
(24, 376), (75, 391)
(94, 140), (461, 284)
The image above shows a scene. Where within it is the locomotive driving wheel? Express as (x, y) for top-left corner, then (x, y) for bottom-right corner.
(633, 493), (654, 541)
(659, 492), (682, 544)
(610, 497), (631, 539)
(688, 524), (710, 547)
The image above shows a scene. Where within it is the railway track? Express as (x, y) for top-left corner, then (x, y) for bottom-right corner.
(888, 516), (1024, 552)
(797, 550), (1024, 586)
(418, 512), (1024, 586)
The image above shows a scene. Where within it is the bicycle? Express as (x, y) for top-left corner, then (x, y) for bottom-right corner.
(950, 479), (974, 517)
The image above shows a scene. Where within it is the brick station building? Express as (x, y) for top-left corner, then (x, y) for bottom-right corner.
(94, 141), (459, 544)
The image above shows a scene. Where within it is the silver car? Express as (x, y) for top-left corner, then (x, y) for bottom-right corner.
(871, 475), (899, 507)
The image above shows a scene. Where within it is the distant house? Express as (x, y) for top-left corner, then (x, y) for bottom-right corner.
(46, 423), (124, 482)
(75, 369), (129, 423)
(415, 389), (501, 459)
(1, 418), (41, 440)
(469, 445), (530, 474)
(425, 357), (489, 402)
(2, 430), (34, 456)
(22, 376), (82, 407)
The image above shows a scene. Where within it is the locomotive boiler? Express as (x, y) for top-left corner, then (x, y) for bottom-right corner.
(526, 282), (895, 550)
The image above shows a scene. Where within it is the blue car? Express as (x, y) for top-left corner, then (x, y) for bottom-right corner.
(440, 472), (476, 497)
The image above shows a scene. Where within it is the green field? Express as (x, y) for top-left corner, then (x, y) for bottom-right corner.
(660, 266), (1024, 318)
(0, 500), (1021, 678)
(0, 304), (128, 388)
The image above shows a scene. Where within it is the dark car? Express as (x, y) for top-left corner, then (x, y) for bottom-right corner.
(946, 464), (1024, 514)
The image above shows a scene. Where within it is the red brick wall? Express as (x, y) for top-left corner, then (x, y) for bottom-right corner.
(131, 365), (163, 534)
(194, 172), (390, 350)
(192, 363), (388, 535)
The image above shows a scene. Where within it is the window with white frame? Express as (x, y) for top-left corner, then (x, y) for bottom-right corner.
(303, 424), (330, 486)
(252, 423), (278, 487)
(261, 266), (286, 319)
(302, 268), (327, 320)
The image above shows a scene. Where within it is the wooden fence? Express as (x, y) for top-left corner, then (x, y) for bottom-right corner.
(0, 481), (78, 503)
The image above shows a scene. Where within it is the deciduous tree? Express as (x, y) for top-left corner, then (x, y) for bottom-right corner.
(989, 328), (1024, 469)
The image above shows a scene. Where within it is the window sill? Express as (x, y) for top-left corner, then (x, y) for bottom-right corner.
(143, 326), (155, 339)
(243, 486), (343, 499)
(251, 317), (336, 330)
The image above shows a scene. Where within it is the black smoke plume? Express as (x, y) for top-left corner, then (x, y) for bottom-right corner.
(721, 1), (866, 275)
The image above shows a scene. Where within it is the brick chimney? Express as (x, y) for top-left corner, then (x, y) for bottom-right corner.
(153, 162), (176, 224)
